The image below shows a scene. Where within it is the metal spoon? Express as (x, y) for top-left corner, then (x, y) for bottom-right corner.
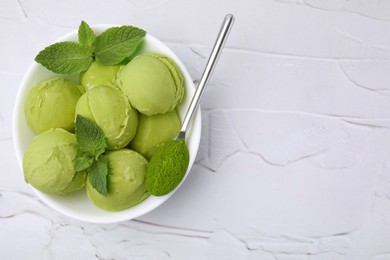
(146, 14), (235, 196)
(177, 13), (235, 141)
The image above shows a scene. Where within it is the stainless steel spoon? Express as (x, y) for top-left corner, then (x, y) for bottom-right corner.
(146, 14), (235, 196)
(177, 13), (235, 141)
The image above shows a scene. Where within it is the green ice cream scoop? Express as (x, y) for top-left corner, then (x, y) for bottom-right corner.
(117, 53), (185, 115)
(86, 149), (149, 211)
(130, 110), (181, 160)
(23, 128), (86, 195)
(24, 77), (84, 134)
(75, 85), (138, 150)
(146, 139), (189, 196)
(80, 61), (120, 91)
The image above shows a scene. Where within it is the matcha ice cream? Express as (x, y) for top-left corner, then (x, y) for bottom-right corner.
(75, 85), (138, 150)
(23, 128), (86, 195)
(86, 149), (148, 211)
(117, 53), (185, 115)
(146, 139), (189, 196)
(24, 77), (84, 134)
(130, 110), (181, 160)
(80, 61), (120, 91)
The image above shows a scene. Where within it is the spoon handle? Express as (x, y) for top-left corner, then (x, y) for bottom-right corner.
(179, 14), (235, 138)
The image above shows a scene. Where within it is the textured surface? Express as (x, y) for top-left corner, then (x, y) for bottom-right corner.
(2, 0), (390, 259)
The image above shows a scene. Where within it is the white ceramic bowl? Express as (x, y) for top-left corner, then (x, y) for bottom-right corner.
(13, 25), (201, 223)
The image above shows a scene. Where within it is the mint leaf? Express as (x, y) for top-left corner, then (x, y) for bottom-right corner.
(75, 114), (106, 158)
(35, 42), (93, 74)
(95, 26), (145, 65)
(88, 156), (109, 195)
(74, 154), (94, 172)
(78, 20), (96, 48)
(74, 115), (109, 195)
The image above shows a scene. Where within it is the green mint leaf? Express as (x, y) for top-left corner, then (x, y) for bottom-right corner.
(88, 156), (109, 195)
(75, 114), (106, 158)
(95, 26), (146, 65)
(74, 153), (94, 172)
(35, 42), (93, 74)
(78, 20), (96, 48)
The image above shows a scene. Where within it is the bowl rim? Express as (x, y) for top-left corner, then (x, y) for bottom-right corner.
(12, 24), (202, 223)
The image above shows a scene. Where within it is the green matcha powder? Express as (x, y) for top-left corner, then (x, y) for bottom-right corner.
(146, 139), (189, 196)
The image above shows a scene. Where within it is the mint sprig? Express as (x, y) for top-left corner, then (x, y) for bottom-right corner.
(75, 114), (109, 196)
(35, 21), (146, 74)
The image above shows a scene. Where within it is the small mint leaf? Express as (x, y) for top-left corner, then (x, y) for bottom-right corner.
(78, 20), (96, 48)
(74, 154), (94, 172)
(35, 42), (93, 74)
(95, 26), (145, 65)
(88, 156), (109, 195)
(75, 114), (106, 158)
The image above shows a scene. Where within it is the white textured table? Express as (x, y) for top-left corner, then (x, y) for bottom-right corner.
(2, 1), (390, 259)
